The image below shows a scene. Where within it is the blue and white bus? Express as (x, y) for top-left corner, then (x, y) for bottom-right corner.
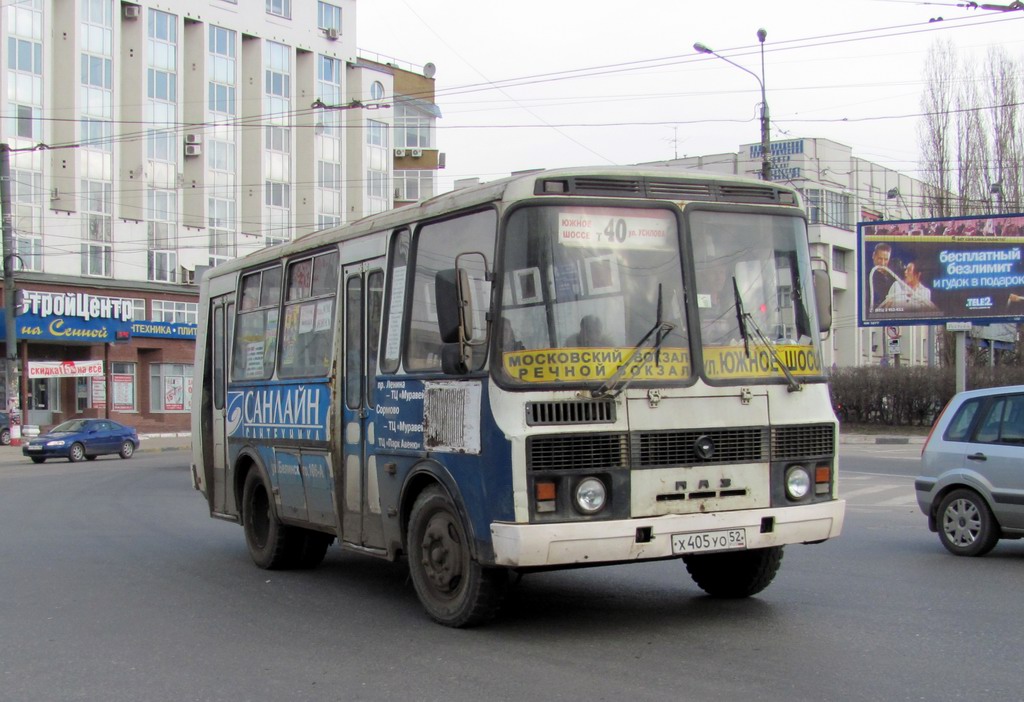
(191, 166), (845, 627)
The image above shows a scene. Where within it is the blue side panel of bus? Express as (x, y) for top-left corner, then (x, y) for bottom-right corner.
(374, 379), (515, 562)
(225, 380), (336, 526)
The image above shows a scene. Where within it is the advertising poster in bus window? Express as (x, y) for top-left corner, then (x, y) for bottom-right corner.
(859, 213), (1024, 326)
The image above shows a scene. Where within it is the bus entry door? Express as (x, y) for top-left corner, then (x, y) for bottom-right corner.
(340, 262), (386, 550)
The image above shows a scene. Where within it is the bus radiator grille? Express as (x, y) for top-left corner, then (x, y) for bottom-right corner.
(526, 400), (616, 426)
(527, 433), (629, 471)
(770, 424), (835, 460)
(636, 428), (768, 467)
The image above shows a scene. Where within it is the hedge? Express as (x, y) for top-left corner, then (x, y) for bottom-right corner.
(828, 366), (1024, 427)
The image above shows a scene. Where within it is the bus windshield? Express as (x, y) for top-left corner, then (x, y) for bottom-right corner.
(497, 205), (690, 386)
(690, 209), (823, 382)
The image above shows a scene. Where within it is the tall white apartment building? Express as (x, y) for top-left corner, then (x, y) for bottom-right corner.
(0, 0), (420, 434)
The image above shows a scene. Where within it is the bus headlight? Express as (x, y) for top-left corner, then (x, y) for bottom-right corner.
(574, 477), (607, 514)
(785, 465), (811, 500)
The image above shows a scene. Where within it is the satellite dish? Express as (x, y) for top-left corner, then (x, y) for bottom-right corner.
(423, 62), (436, 78)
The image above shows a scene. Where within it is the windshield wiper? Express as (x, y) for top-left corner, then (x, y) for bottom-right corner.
(732, 278), (802, 393)
(587, 284), (675, 399)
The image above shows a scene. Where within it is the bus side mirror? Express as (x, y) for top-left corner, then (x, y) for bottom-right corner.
(813, 268), (832, 333)
(435, 268), (464, 345)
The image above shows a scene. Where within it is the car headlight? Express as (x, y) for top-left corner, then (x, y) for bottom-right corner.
(785, 465), (811, 500)
(574, 477), (607, 514)
(46, 440), (66, 447)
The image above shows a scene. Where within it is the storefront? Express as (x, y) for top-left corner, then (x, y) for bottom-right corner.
(0, 274), (198, 437)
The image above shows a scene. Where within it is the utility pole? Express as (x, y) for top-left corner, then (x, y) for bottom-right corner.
(0, 143), (21, 444)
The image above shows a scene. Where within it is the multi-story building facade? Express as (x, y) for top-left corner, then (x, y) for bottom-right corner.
(0, 0), (438, 436)
(648, 137), (937, 369)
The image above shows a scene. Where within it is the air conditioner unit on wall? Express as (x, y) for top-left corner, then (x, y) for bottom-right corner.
(124, 5), (140, 19)
(184, 144), (202, 157)
(394, 149), (406, 157)
(325, 27), (340, 40)
(185, 134), (202, 145)
(411, 148), (422, 158)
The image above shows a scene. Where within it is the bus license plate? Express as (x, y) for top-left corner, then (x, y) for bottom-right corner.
(672, 529), (746, 555)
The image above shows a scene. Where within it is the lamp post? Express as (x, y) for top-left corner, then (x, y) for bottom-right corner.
(694, 29), (771, 181)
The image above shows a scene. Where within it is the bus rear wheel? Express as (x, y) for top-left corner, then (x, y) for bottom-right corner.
(407, 486), (507, 627)
(242, 469), (297, 569)
(683, 546), (784, 598)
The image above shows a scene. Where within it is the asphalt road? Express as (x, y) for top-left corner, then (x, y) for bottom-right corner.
(0, 445), (1020, 702)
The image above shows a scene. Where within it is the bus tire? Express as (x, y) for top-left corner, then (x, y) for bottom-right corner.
(683, 545), (784, 598)
(407, 486), (507, 627)
(293, 530), (334, 569)
(242, 469), (297, 570)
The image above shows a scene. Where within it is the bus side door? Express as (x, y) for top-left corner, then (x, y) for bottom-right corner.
(209, 295), (232, 514)
(340, 261), (386, 550)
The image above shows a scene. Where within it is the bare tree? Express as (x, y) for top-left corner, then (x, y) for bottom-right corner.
(918, 39), (957, 217)
(955, 55), (988, 216)
(984, 46), (1022, 213)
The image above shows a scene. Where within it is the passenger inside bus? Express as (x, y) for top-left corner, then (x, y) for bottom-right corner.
(565, 315), (612, 347)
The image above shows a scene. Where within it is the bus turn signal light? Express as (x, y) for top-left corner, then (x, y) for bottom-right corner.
(815, 465), (831, 495)
(536, 481), (556, 513)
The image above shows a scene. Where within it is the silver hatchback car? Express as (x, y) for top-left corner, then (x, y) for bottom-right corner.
(916, 385), (1024, 556)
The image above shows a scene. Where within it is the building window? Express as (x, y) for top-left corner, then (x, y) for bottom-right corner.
(265, 42), (292, 246)
(802, 188), (852, 231)
(6, 2), (43, 145)
(266, 0), (290, 18)
(112, 362), (137, 412)
(832, 247), (848, 273)
(11, 169), (42, 271)
(394, 170), (436, 202)
(148, 189), (178, 282)
(370, 81), (384, 101)
(152, 300), (198, 324)
(81, 179), (112, 277)
(150, 364), (193, 413)
(318, 2), (341, 32)
(209, 197), (236, 258)
(395, 103), (432, 149)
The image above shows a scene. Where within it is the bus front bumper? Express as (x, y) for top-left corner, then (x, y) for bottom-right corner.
(489, 500), (845, 568)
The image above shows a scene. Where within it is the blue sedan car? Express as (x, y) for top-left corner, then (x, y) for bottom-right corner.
(22, 419), (140, 463)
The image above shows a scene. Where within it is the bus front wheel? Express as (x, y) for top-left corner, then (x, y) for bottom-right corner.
(242, 469), (296, 570)
(407, 486), (508, 627)
(683, 546), (784, 598)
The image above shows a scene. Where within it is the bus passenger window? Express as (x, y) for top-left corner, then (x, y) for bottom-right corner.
(232, 266), (282, 381)
(407, 210), (496, 372)
(278, 249), (339, 379)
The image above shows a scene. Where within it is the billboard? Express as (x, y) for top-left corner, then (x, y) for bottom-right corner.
(858, 213), (1024, 326)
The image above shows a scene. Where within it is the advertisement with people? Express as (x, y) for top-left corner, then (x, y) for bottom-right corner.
(859, 213), (1024, 326)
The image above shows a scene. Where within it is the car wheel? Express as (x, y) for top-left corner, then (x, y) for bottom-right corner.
(242, 469), (299, 569)
(119, 441), (135, 459)
(68, 443), (86, 463)
(407, 486), (508, 627)
(937, 488), (1000, 557)
(684, 546), (784, 598)
(30, 457), (45, 464)
(0, 428), (10, 446)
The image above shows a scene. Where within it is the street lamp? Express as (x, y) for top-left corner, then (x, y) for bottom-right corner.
(694, 29), (771, 181)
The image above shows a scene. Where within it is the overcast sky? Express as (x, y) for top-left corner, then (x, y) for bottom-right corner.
(357, 1), (1024, 192)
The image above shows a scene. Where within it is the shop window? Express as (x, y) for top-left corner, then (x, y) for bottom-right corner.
(150, 364), (193, 413)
